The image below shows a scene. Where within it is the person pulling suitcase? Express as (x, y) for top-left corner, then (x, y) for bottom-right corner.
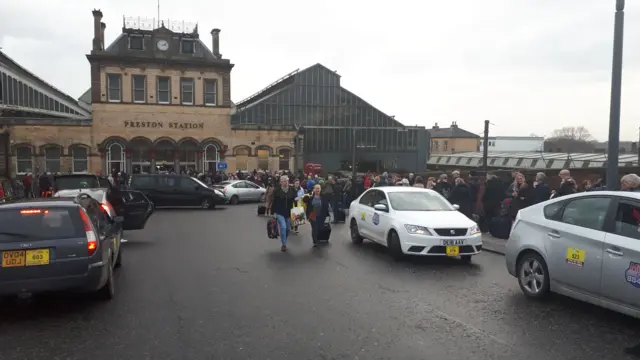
(303, 184), (331, 247)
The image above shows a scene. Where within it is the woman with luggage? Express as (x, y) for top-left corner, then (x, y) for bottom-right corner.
(304, 184), (330, 247)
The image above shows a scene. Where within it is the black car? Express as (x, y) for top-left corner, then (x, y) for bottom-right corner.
(128, 174), (226, 209)
(0, 194), (140, 300)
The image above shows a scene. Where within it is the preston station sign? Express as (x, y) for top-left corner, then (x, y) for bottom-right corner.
(123, 121), (204, 130)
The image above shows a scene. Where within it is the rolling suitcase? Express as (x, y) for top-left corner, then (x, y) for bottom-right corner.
(490, 215), (511, 240)
(318, 221), (332, 242)
(257, 204), (266, 216)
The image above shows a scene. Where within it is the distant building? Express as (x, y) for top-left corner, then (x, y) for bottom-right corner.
(428, 122), (480, 154)
(480, 136), (544, 153)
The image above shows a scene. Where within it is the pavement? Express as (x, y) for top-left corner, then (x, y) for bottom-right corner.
(0, 204), (639, 360)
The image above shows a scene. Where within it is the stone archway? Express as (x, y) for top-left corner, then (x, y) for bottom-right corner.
(177, 137), (200, 173)
(154, 138), (177, 172)
(130, 136), (153, 174)
(233, 145), (251, 171)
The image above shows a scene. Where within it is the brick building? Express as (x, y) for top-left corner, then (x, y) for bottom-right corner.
(0, 10), (295, 177)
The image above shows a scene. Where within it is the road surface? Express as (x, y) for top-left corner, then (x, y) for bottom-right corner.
(0, 204), (638, 360)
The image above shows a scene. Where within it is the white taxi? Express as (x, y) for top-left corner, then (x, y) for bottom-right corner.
(348, 187), (482, 262)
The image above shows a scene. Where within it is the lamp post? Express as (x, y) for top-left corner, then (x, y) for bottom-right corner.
(606, 0), (625, 190)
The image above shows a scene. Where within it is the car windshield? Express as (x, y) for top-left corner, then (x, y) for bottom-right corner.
(0, 208), (84, 241)
(218, 181), (233, 186)
(388, 191), (455, 211)
(191, 177), (210, 188)
(54, 176), (100, 190)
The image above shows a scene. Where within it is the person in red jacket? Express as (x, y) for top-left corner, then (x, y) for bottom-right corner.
(23, 174), (32, 198)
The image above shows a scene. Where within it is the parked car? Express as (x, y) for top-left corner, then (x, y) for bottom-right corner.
(128, 174), (226, 209)
(213, 180), (266, 205)
(505, 191), (640, 319)
(0, 194), (144, 300)
(348, 187), (482, 261)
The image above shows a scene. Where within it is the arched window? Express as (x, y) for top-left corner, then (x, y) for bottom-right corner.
(15, 146), (33, 174)
(44, 146), (61, 173)
(278, 148), (291, 171)
(203, 144), (219, 172)
(72, 147), (89, 173)
(234, 146), (250, 171)
(256, 147), (271, 171)
(107, 143), (124, 173)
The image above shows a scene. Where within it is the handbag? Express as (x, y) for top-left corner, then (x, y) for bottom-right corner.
(290, 203), (306, 226)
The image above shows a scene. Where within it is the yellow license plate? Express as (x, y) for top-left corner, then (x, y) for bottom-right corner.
(446, 246), (460, 256)
(2, 249), (50, 267)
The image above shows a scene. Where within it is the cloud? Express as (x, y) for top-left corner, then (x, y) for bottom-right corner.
(1, 0), (640, 141)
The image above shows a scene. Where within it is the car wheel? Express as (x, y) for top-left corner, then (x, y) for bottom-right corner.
(350, 219), (364, 244)
(387, 230), (404, 260)
(460, 255), (472, 263)
(230, 195), (239, 205)
(517, 252), (550, 299)
(96, 260), (115, 300)
(200, 198), (213, 209)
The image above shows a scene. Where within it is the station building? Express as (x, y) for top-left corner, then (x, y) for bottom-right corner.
(0, 9), (428, 177)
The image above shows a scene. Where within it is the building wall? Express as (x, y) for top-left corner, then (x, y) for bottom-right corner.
(480, 137), (544, 152)
(430, 137), (479, 154)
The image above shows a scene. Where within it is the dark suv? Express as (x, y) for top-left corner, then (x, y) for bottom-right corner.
(128, 174), (226, 209)
(0, 195), (129, 300)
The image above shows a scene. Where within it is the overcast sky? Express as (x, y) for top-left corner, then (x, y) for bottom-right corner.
(1, 0), (640, 141)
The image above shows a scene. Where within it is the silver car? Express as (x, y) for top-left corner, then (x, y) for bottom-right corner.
(215, 180), (266, 205)
(505, 191), (640, 319)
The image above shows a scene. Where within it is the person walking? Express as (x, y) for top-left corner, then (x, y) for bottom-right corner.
(270, 175), (297, 252)
(304, 184), (329, 247)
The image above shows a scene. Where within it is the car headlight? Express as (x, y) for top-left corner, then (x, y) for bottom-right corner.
(469, 225), (481, 235)
(214, 189), (224, 197)
(404, 224), (430, 235)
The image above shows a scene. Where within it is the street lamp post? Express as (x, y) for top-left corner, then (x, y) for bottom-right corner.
(606, 0), (625, 190)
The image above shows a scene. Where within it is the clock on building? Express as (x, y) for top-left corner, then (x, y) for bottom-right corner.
(156, 40), (169, 51)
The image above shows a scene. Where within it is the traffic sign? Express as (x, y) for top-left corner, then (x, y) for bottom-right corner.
(216, 162), (228, 171)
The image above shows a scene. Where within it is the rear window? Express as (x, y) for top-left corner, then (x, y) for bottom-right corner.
(54, 176), (100, 190)
(0, 207), (84, 241)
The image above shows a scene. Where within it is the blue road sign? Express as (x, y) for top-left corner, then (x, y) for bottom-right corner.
(216, 162), (228, 171)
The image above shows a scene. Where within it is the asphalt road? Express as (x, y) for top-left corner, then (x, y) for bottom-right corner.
(0, 204), (639, 360)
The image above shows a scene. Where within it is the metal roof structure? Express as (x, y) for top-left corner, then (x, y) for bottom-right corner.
(428, 151), (639, 170)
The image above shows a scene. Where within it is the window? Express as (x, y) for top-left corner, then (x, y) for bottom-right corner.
(232, 182), (248, 189)
(560, 197), (611, 230)
(15, 146), (33, 174)
(433, 141), (439, 151)
(158, 177), (178, 188)
(180, 78), (194, 105)
(181, 40), (195, 54)
(443, 141), (448, 151)
(203, 144), (219, 172)
(129, 35), (143, 50)
(359, 190), (378, 207)
(614, 202), (640, 240)
(543, 201), (565, 219)
(130, 175), (156, 189)
(107, 143), (124, 173)
(72, 147), (89, 173)
(278, 149), (291, 171)
(204, 79), (217, 106)
(107, 74), (121, 102)
(177, 178), (198, 191)
(157, 77), (171, 104)
(0, 208), (83, 241)
(44, 147), (61, 173)
(132, 75), (146, 103)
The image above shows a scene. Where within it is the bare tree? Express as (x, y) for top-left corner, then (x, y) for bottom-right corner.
(550, 126), (593, 141)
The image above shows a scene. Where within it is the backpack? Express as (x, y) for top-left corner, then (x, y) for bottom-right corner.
(267, 218), (279, 239)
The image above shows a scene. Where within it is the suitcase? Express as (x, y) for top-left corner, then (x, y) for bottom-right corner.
(267, 218), (279, 239)
(318, 222), (332, 242)
(334, 208), (346, 223)
(490, 215), (511, 240)
(257, 204), (266, 215)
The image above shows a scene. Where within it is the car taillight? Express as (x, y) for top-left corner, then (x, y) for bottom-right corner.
(222, 188), (227, 194)
(100, 202), (115, 217)
(78, 208), (98, 256)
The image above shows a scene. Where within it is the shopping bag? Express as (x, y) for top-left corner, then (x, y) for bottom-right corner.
(291, 206), (306, 226)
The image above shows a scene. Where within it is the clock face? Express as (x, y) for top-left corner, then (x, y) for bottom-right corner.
(157, 40), (169, 51)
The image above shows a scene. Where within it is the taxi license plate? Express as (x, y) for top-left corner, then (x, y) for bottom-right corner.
(446, 246), (460, 256)
(442, 239), (465, 246)
(1, 249), (50, 267)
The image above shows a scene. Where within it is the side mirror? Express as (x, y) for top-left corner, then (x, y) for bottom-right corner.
(452, 204), (460, 210)
(373, 204), (388, 212)
(114, 216), (124, 223)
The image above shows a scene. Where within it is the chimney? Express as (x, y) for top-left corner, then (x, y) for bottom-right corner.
(92, 9), (103, 51)
(210, 28), (221, 58)
(100, 22), (106, 51)
(432, 122), (439, 130)
(451, 121), (457, 128)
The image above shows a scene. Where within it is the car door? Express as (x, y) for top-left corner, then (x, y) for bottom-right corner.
(121, 190), (153, 230)
(245, 181), (263, 201)
(177, 177), (202, 206)
(545, 196), (611, 296)
(232, 181), (249, 201)
(129, 175), (159, 206)
(85, 200), (116, 262)
(600, 197), (640, 309)
(356, 190), (377, 240)
(371, 191), (392, 242)
(157, 176), (186, 207)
